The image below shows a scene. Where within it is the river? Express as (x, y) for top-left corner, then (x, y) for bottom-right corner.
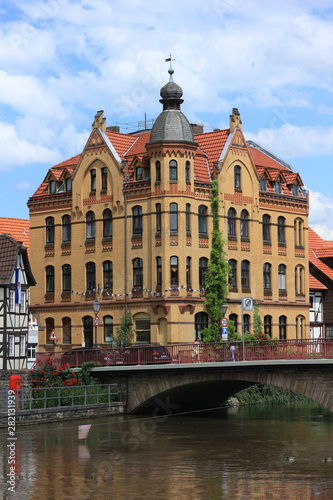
(1, 404), (333, 500)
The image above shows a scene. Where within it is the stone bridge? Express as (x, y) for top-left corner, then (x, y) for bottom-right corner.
(93, 359), (333, 414)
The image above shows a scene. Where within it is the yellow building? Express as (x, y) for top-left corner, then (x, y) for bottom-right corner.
(28, 67), (309, 350)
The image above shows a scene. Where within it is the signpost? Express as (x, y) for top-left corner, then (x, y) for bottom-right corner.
(241, 298), (253, 360)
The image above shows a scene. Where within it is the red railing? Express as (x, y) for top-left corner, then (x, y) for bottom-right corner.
(35, 339), (333, 368)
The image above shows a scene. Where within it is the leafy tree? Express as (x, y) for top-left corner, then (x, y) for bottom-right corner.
(114, 311), (133, 347)
(253, 302), (262, 338)
(202, 180), (230, 342)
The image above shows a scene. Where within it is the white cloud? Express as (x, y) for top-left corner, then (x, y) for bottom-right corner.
(246, 124), (333, 158)
(0, 122), (61, 169)
(309, 190), (333, 239)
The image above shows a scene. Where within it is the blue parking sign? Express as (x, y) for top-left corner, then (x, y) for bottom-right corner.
(221, 327), (228, 340)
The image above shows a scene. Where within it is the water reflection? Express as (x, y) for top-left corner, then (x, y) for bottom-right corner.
(1, 404), (333, 499)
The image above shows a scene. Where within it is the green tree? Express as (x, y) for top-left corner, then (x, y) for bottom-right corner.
(115, 311), (133, 347)
(202, 180), (230, 342)
(253, 302), (262, 338)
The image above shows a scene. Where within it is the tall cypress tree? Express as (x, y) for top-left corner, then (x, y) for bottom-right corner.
(202, 180), (230, 342)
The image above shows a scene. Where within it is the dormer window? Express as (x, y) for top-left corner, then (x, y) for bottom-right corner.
(260, 178), (266, 191)
(275, 180), (281, 193)
(49, 180), (56, 194)
(292, 184), (298, 197)
(135, 166), (143, 180)
(65, 178), (72, 191)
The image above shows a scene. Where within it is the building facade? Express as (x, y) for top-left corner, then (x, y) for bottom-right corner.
(28, 68), (310, 350)
(0, 234), (36, 369)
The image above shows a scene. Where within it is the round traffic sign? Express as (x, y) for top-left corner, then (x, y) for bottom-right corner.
(94, 316), (100, 326)
(221, 317), (228, 327)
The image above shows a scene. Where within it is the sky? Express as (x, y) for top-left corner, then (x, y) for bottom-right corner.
(1, 0), (333, 239)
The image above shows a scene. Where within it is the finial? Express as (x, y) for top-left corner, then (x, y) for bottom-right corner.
(165, 53), (175, 81)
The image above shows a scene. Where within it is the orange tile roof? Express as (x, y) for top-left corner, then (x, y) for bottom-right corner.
(248, 146), (292, 172)
(0, 218), (30, 251)
(195, 129), (230, 166)
(309, 274), (327, 289)
(105, 131), (138, 160)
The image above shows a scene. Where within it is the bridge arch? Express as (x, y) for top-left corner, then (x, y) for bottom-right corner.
(123, 366), (333, 414)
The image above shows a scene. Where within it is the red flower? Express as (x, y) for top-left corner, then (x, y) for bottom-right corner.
(30, 369), (35, 373)
(52, 371), (59, 376)
(40, 378), (45, 381)
(46, 356), (51, 361)
(40, 371), (45, 375)
(63, 363), (69, 368)
(71, 378), (76, 383)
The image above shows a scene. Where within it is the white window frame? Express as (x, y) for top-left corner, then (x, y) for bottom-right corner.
(19, 335), (26, 356)
(9, 290), (15, 312)
(8, 335), (15, 356)
(20, 291), (26, 313)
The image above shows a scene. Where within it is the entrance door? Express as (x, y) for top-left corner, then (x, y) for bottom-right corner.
(83, 316), (93, 347)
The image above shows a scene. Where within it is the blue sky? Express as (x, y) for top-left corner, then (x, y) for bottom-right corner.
(1, 0), (333, 238)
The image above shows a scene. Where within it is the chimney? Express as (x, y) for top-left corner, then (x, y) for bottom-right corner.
(229, 108), (242, 133)
(106, 125), (120, 133)
(191, 123), (204, 134)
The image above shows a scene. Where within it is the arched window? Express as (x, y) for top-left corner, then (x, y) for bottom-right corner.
(46, 217), (55, 244)
(101, 167), (107, 190)
(229, 313), (238, 333)
(155, 161), (161, 182)
(198, 205), (208, 235)
(263, 262), (271, 290)
(234, 165), (241, 190)
(62, 215), (71, 242)
(103, 209), (112, 238)
(240, 210), (249, 238)
(228, 207), (237, 237)
(170, 256), (179, 286)
(90, 168), (96, 191)
(45, 317), (55, 344)
(279, 315), (287, 340)
(155, 203), (161, 235)
(170, 203), (178, 234)
(86, 262), (96, 290)
(83, 316), (93, 348)
(46, 266), (55, 292)
(103, 315), (113, 343)
(185, 161), (191, 183)
(295, 265), (305, 295)
(294, 218), (304, 247)
(278, 264), (286, 291)
(132, 206), (142, 235)
(296, 315), (305, 339)
(264, 315), (272, 337)
(229, 259), (237, 289)
(133, 258), (143, 289)
(243, 314), (250, 334)
(134, 313), (151, 343)
(199, 257), (208, 288)
(186, 257), (192, 288)
(262, 214), (271, 242)
(103, 261), (113, 291)
(169, 160), (177, 182)
(195, 312), (208, 340)
(156, 257), (162, 288)
(86, 211), (95, 239)
(186, 203), (191, 234)
(62, 317), (71, 344)
(278, 216), (286, 243)
(241, 260), (250, 290)
(62, 264), (71, 292)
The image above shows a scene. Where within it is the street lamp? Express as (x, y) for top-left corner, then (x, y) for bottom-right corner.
(221, 303), (228, 317)
(93, 299), (100, 347)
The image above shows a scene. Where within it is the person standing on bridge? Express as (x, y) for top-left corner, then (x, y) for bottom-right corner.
(193, 337), (202, 362)
(230, 344), (236, 362)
